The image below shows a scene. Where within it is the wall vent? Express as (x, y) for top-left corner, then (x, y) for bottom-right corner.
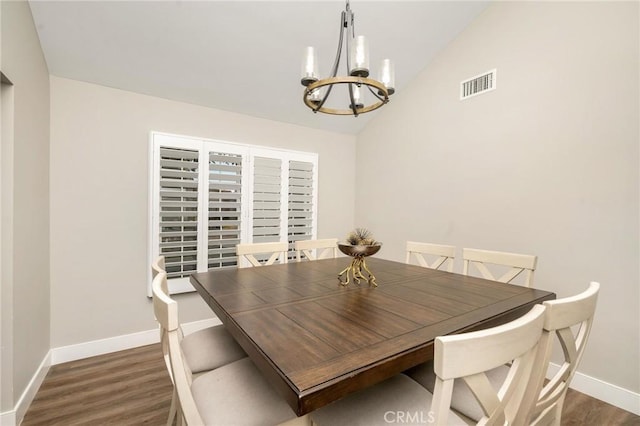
(460, 69), (496, 100)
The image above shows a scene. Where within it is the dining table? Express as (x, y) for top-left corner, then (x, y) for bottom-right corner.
(190, 256), (555, 417)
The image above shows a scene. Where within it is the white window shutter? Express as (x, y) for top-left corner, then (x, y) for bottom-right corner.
(288, 160), (315, 255)
(207, 152), (243, 269)
(252, 157), (282, 244)
(157, 147), (200, 280)
(150, 132), (318, 295)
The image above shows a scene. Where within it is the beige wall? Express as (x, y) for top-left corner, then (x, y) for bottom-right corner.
(50, 76), (356, 347)
(0, 0), (51, 411)
(357, 1), (639, 393)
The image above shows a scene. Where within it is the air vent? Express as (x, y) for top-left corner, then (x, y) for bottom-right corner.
(460, 69), (496, 100)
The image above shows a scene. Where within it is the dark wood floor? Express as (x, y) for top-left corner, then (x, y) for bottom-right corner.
(22, 343), (639, 425)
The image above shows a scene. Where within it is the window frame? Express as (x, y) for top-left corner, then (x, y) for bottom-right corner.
(148, 131), (318, 296)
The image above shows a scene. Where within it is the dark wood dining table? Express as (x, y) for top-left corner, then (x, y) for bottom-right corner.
(190, 257), (555, 417)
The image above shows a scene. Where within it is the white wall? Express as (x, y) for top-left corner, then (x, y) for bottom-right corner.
(0, 0), (50, 413)
(357, 0), (639, 395)
(50, 77), (356, 347)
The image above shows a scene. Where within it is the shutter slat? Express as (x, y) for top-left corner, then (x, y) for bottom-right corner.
(209, 153), (243, 164)
(161, 147), (199, 159)
(209, 202), (241, 209)
(208, 163), (241, 173)
(289, 194), (313, 203)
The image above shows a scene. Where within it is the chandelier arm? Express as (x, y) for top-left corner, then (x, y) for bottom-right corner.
(365, 84), (386, 103)
(347, 83), (358, 117)
(345, 4), (357, 116)
(330, 10), (347, 79)
(314, 83), (334, 112)
(314, 8), (348, 112)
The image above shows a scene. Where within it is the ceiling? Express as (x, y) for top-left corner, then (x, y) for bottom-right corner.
(29, 1), (489, 135)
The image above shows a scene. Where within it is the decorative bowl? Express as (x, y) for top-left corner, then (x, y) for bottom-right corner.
(338, 243), (382, 258)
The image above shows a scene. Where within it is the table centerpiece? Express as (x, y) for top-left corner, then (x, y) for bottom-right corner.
(338, 228), (381, 287)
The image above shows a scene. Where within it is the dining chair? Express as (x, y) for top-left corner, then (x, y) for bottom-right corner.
(407, 282), (600, 426)
(151, 255), (165, 279)
(310, 304), (547, 426)
(462, 247), (538, 287)
(294, 238), (338, 262)
(405, 241), (456, 272)
(151, 257), (246, 425)
(236, 241), (288, 267)
(152, 272), (309, 426)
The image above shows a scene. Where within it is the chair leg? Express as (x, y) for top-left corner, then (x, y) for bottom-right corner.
(552, 394), (567, 426)
(167, 387), (177, 426)
(176, 402), (185, 426)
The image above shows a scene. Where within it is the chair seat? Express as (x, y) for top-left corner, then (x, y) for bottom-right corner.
(192, 357), (298, 426)
(310, 374), (469, 426)
(407, 360), (510, 422)
(181, 324), (246, 374)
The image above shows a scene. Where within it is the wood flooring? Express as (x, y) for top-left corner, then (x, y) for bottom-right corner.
(21, 343), (639, 425)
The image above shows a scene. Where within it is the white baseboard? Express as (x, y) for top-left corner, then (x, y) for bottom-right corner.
(0, 318), (224, 424)
(4, 320), (637, 424)
(51, 317), (222, 365)
(51, 328), (159, 365)
(547, 362), (640, 415)
(0, 409), (16, 426)
(1, 349), (53, 425)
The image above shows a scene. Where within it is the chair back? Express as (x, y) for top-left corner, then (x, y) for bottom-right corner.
(295, 238), (338, 261)
(405, 241), (456, 272)
(431, 304), (546, 426)
(462, 248), (537, 287)
(152, 272), (204, 425)
(236, 242), (288, 267)
(151, 255), (170, 295)
(528, 282), (600, 425)
(151, 256), (165, 278)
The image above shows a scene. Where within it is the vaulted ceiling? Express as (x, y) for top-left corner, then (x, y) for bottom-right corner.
(29, 1), (489, 135)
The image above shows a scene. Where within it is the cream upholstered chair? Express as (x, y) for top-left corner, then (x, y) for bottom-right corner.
(236, 241), (288, 267)
(405, 241), (456, 272)
(152, 272), (309, 426)
(151, 257), (246, 425)
(408, 282), (600, 426)
(294, 238), (338, 262)
(462, 247), (538, 287)
(526, 282), (600, 425)
(310, 305), (547, 426)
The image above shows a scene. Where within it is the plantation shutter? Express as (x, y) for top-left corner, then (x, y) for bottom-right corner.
(157, 147), (200, 280)
(207, 152), (243, 269)
(150, 132), (318, 295)
(252, 157), (282, 244)
(288, 160), (315, 255)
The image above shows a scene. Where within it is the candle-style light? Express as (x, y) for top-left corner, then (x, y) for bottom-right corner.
(350, 36), (369, 77)
(301, 46), (319, 86)
(379, 59), (395, 95)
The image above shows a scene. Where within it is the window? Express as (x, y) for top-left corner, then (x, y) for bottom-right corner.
(149, 132), (318, 295)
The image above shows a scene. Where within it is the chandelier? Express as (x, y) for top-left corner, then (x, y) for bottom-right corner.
(300, 0), (395, 117)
